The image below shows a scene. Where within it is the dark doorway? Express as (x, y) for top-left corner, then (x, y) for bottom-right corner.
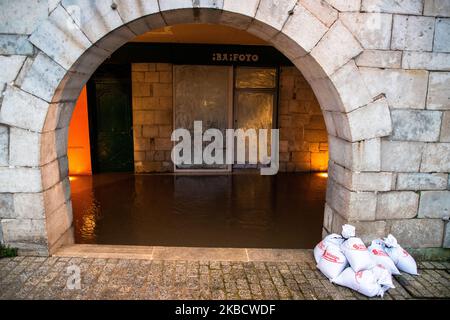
(87, 65), (134, 173)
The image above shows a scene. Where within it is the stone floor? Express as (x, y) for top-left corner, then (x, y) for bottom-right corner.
(1, 255), (449, 300)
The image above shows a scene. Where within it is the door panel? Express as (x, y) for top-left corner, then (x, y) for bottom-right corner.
(174, 65), (231, 170)
(234, 67), (276, 169)
(89, 79), (134, 173)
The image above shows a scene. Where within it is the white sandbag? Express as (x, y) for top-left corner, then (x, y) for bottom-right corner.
(313, 233), (345, 263)
(383, 234), (418, 275)
(341, 224), (355, 239)
(332, 267), (385, 298)
(341, 237), (376, 272)
(368, 239), (401, 275)
(317, 244), (348, 280)
(371, 264), (395, 293)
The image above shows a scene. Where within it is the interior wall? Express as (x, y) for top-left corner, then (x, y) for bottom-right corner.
(130, 63), (328, 173)
(132, 63), (174, 173)
(67, 86), (92, 175)
(278, 67), (328, 172)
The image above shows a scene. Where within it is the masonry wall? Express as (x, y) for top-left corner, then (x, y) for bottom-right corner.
(131, 63), (173, 173)
(131, 63), (328, 173)
(278, 66), (328, 172)
(0, 0), (449, 254)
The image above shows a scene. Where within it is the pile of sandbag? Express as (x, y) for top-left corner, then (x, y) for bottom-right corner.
(314, 224), (418, 298)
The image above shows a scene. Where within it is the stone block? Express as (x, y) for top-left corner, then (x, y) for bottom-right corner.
(381, 140), (424, 172)
(1, 218), (47, 246)
(29, 6), (92, 70)
(343, 98), (392, 142)
(0, 86), (49, 133)
(330, 60), (372, 113)
(434, 18), (450, 52)
(13, 193), (45, 219)
(115, 0), (160, 23)
(254, 0), (297, 31)
(397, 173), (448, 191)
(0, 167), (42, 193)
(20, 53), (66, 103)
(322, 112), (337, 137)
(281, 4), (328, 53)
(388, 219), (444, 248)
(0, 194), (13, 219)
(424, 0), (450, 17)
(421, 143), (450, 172)
(43, 180), (68, 216)
(61, 0), (124, 44)
(391, 15), (434, 51)
(299, 0), (337, 27)
(223, 0), (259, 18)
(361, 0), (423, 14)
(444, 222), (450, 248)
(340, 13), (392, 50)
(440, 111), (450, 142)
(41, 159), (62, 191)
(0, 35), (34, 56)
(159, 0), (193, 11)
(310, 21), (363, 75)
(376, 191), (419, 220)
(125, 13), (166, 37)
(0, 0), (48, 34)
(45, 200), (73, 247)
(93, 24), (136, 55)
(292, 152), (310, 163)
(0, 56), (26, 88)
(329, 135), (381, 172)
(350, 221), (387, 245)
(70, 44), (110, 75)
(326, 179), (377, 221)
(402, 52), (450, 70)
(9, 127), (41, 167)
(142, 126), (158, 138)
(391, 110), (442, 142)
(360, 67), (428, 109)
(427, 72), (450, 110)
(323, 203), (334, 232)
(355, 50), (402, 68)
(58, 156), (69, 181)
(0, 126), (8, 167)
(326, 0), (360, 11)
(152, 83), (172, 97)
(418, 191), (450, 218)
(328, 161), (392, 191)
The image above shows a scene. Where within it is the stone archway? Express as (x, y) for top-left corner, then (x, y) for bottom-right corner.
(4, 0), (438, 256)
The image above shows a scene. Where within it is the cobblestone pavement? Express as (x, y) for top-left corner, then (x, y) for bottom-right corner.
(0, 256), (449, 300)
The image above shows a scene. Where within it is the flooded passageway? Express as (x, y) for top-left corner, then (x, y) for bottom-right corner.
(71, 173), (327, 249)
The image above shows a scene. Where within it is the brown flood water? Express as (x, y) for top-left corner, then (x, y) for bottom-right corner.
(71, 172), (327, 249)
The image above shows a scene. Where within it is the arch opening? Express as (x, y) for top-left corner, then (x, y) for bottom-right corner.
(2, 4), (394, 255)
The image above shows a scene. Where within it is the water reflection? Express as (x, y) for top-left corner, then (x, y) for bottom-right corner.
(71, 172), (327, 248)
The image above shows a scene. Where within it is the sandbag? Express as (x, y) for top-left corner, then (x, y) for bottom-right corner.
(332, 265), (393, 298)
(383, 234), (418, 275)
(332, 267), (384, 297)
(371, 264), (395, 292)
(368, 239), (401, 275)
(313, 233), (345, 263)
(317, 244), (348, 280)
(341, 224), (356, 239)
(341, 237), (376, 272)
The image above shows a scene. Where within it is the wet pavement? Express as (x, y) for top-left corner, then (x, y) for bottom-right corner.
(1, 255), (449, 300)
(71, 172), (327, 248)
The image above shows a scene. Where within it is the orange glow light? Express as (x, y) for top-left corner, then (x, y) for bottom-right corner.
(316, 172), (328, 178)
(68, 86), (92, 175)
